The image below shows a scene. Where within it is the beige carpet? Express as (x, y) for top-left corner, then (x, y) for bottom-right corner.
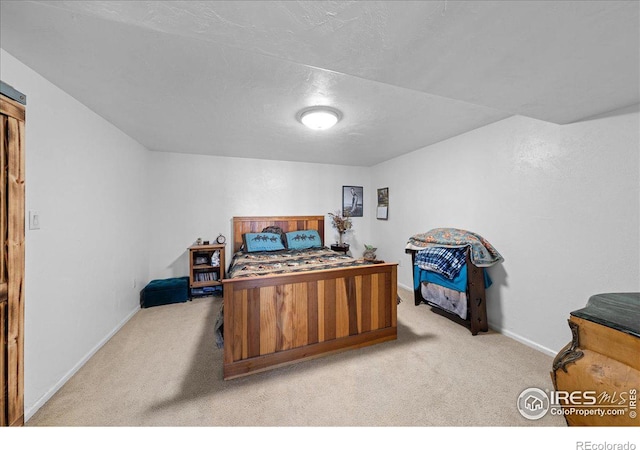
(26, 287), (565, 427)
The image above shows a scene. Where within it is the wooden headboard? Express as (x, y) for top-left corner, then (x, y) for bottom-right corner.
(231, 215), (325, 253)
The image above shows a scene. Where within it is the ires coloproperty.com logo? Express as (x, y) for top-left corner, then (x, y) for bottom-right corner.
(517, 387), (638, 420)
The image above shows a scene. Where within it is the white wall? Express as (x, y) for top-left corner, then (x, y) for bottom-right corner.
(1, 49), (151, 420)
(370, 104), (640, 355)
(147, 151), (372, 279)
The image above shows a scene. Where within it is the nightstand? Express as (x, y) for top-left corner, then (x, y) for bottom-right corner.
(188, 244), (225, 297)
(330, 243), (350, 254)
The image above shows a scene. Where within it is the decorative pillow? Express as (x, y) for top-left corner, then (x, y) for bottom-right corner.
(285, 230), (322, 250)
(243, 233), (286, 252)
(261, 226), (287, 248)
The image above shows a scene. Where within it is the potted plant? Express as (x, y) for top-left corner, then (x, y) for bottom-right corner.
(328, 211), (353, 246)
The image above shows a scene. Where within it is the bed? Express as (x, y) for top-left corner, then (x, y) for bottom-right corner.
(221, 215), (398, 380)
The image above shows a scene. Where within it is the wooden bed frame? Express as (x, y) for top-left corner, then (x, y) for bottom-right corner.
(405, 248), (488, 335)
(222, 215), (398, 380)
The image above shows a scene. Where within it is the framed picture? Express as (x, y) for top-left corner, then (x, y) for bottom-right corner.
(377, 187), (389, 220)
(342, 186), (363, 217)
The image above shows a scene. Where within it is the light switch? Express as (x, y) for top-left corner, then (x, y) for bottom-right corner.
(29, 210), (40, 230)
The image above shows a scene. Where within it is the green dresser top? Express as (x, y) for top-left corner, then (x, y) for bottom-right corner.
(571, 292), (640, 338)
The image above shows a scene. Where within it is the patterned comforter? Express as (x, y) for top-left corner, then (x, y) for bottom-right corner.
(227, 247), (372, 278)
(406, 228), (504, 267)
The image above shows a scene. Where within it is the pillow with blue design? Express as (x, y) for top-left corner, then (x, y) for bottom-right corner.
(243, 232), (286, 252)
(285, 230), (323, 250)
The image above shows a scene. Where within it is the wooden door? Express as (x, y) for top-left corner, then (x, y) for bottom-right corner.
(0, 92), (26, 427)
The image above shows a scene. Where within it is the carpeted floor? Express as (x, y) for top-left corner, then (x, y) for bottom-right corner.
(26, 287), (565, 427)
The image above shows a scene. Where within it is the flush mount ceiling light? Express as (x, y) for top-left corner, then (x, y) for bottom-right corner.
(298, 106), (341, 130)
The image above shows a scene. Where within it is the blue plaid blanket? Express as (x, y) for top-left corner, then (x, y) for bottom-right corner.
(414, 246), (467, 280)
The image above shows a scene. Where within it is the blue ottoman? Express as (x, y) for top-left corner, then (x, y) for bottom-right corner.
(140, 277), (189, 308)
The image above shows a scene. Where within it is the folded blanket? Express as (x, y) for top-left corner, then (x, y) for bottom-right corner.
(414, 264), (492, 292)
(407, 228), (503, 267)
(414, 246), (466, 280)
(421, 282), (468, 320)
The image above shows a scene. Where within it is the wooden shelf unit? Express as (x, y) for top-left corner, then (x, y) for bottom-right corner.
(188, 244), (225, 295)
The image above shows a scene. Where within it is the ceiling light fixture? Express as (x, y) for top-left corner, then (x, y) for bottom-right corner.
(298, 106), (341, 130)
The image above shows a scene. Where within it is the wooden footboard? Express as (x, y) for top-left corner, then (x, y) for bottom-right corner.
(222, 263), (397, 380)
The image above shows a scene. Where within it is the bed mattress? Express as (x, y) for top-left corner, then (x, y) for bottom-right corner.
(227, 247), (372, 278)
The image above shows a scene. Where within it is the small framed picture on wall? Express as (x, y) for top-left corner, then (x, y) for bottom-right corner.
(377, 187), (389, 220)
(342, 186), (363, 217)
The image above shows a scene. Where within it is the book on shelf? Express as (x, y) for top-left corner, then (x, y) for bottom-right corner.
(195, 271), (220, 282)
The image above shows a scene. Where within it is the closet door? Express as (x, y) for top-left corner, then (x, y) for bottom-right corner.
(0, 92), (26, 427)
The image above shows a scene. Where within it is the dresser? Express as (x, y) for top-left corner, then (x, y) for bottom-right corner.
(551, 293), (639, 426)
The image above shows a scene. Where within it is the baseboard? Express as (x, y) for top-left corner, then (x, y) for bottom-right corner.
(397, 282), (557, 357)
(25, 305), (140, 422)
(488, 324), (558, 357)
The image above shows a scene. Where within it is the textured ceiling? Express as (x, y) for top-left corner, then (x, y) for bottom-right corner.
(1, 1), (638, 166)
